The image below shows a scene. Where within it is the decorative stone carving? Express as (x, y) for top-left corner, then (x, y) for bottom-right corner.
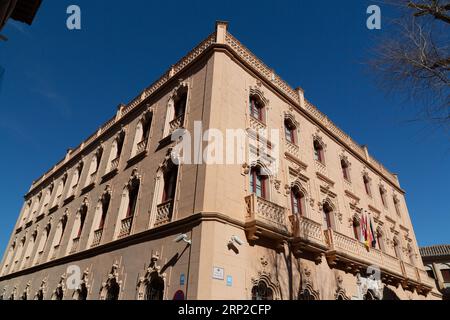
(298, 267), (320, 300)
(21, 281), (31, 300)
(355, 272), (383, 300)
(99, 262), (122, 300)
(335, 275), (350, 300)
(51, 274), (67, 300)
(312, 132), (327, 150)
(249, 86), (269, 106)
(136, 252), (166, 300)
(72, 269), (90, 300)
(242, 163), (250, 176)
(34, 279), (46, 300)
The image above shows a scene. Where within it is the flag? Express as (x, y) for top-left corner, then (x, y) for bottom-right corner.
(370, 217), (377, 248)
(360, 214), (366, 243)
(364, 214), (370, 249)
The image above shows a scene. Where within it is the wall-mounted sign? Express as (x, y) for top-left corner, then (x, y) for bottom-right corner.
(180, 273), (185, 286)
(173, 290), (185, 300)
(226, 275), (233, 287)
(212, 267), (224, 280)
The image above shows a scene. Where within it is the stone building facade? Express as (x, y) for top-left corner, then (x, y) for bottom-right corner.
(0, 22), (441, 300)
(421, 245), (450, 300)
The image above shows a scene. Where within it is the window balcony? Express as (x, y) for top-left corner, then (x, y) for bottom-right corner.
(89, 171), (97, 183)
(51, 244), (60, 261)
(244, 194), (288, 244)
(169, 115), (184, 134)
(82, 172), (97, 194)
(285, 140), (300, 159)
(154, 200), (173, 227)
(69, 237), (81, 254)
(323, 229), (433, 293)
(110, 157), (120, 172)
(91, 228), (103, 247)
(289, 214), (328, 262)
(136, 140), (147, 155)
(23, 256), (31, 270)
(118, 216), (133, 239)
(35, 250), (44, 266)
(314, 160), (328, 177)
(249, 116), (266, 132)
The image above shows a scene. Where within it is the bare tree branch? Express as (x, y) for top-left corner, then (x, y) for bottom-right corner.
(369, 0), (450, 128)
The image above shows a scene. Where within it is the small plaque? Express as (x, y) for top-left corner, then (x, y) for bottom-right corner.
(213, 267), (224, 280)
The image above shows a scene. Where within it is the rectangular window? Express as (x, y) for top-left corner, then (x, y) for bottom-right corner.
(250, 169), (266, 199)
(441, 269), (450, 282)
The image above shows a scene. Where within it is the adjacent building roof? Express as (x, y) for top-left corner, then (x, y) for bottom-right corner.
(420, 245), (450, 258)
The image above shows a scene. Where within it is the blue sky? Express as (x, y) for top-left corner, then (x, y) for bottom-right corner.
(0, 0), (448, 255)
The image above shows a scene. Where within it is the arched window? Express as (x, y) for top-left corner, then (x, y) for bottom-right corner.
(68, 163), (83, 198)
(12, 237), (26, 272)
(21, 201), (32, 225)
(162, 166), (178, 203)
(73, 284), (88, 301)
(407, 244), (415, 266)
(151, 155), (179, 228)
(116, 173), (140, 239)
(131, 114), (152, 158)
(34, 289), (44, 301)
(105, 279), (120, 300)
(106, 132), (125, 173)
(68, 204), (88, 254)
(1, 242), (15, 275)
(284, 119), (296, 144)
(249, 166), (268, 199)
(52, 175), (67, 209)
(341, 159), (350, 181)
(364, 289), (377, 300)
(89, 191), (111, 247)
(85, 148), (103, 187)
(298, 287), (319, 300)
(363, 174), (372, 197)
(251, 281), (273, 300)
(41, 187), (53, 214)
(28, 194), (42, 222)
(174, 91), (187, 120)
(393, 196), (401, 216)
(33, 224), (51, 266)
(313, 139), (324, 164)
(376, 228), (385, 252)
(290, 187), (305, 216)
(249, 95), (265, 122)
(323, 202), (334, 230)
(379, 186), (387, 207)
(20, 231), (37, 270)
(145, 272), (165, 300)
(100, 264), (121, 300)
(393, 237), (402, 260)
(353, 216), (361, 241)
(49, 215), (68, 260)
(164, 84), (188, 137)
